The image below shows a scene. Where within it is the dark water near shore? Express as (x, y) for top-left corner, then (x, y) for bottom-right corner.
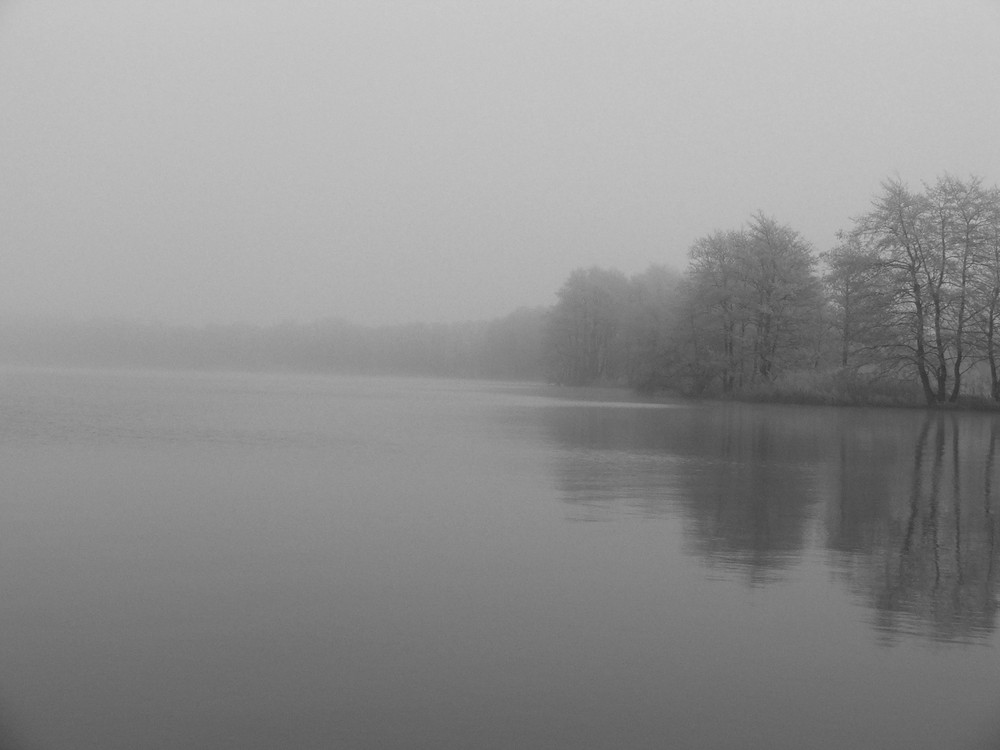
(0, 368), (997, 749)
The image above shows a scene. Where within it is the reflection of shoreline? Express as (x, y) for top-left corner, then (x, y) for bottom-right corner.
(545, 402), (1000, 643)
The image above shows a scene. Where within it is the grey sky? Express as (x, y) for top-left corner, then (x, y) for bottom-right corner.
(3, 0), (1000, 326)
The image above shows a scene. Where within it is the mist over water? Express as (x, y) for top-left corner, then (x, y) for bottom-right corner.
(4, 4), (1000, 747)
(0, 369), (997, 749)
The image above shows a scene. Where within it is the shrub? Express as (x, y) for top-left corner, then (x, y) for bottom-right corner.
(731, 369), (925, 407)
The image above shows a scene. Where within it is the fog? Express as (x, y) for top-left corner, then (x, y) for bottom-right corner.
(3, 0), (1000, 326)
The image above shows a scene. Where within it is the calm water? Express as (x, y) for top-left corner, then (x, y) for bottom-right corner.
(0, 368), (998, 749)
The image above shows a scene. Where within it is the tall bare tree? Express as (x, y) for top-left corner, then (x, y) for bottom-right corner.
(621, 264), (683, 392)
(545, 267), (630, 385)
(973, 187), (1000, 400)
(683, 216), (821, 392)
(821, 233), (887, 368)
(928, 175), (993, 401)
(852, 179), (939, 404)
(686, 229), (750, 392)
(742, 214), (821, 380)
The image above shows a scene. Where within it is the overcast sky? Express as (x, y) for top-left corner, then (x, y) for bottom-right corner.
(2, 0), (1000, 326)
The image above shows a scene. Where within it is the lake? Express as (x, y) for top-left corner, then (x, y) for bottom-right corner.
(0, 367), (997, 749)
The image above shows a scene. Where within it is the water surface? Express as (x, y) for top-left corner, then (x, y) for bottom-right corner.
(0, 369), (997, 749)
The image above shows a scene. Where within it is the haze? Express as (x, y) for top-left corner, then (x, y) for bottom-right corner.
(3, 0), (1000, 327)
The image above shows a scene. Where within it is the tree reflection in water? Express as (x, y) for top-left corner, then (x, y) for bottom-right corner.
(547, 404), (828, 584)
(545, 401), (1000, 643)
(831, 413), (1000, 644)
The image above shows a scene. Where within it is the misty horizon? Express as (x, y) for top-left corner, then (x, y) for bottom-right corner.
(3, 2), (1000, 327)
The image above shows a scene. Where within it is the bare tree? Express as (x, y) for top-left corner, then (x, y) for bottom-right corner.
(821, 233), (887, 368)
(852, 179), (939, 404)
(687, 230), (751, 392)
(742, 214), (821, 380)
(928, 175), (993, 401)
(545, 267), (630, 385)
(684, 216), (821, 392)
(973, 187), (1000, 400)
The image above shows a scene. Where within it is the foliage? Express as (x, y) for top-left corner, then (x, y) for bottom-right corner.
(663, 215), (823, 394)
(844, 176), (1000, 404)
(544, 176), (1000, 407)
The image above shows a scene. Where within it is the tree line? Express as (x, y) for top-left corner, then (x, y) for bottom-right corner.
(546, 175), (1000, 405)
(7, 174), (1000, 405)
(0, 310), (549, 380)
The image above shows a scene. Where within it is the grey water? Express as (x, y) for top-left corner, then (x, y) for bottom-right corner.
(0, 368), (997, 749)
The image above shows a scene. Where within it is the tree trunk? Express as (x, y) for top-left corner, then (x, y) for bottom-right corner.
(913, 286), (936, 405)
(931, 292), (948, 402)
(949, 245), (972, 403)
(949, 348), (964, 403)
(988, 306), (1000, 401)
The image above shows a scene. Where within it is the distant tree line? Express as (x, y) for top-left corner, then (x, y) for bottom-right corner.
(7, 174), (1000, 404)
(546, 175), (1000, 405)
(0, 308), (549, 381)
